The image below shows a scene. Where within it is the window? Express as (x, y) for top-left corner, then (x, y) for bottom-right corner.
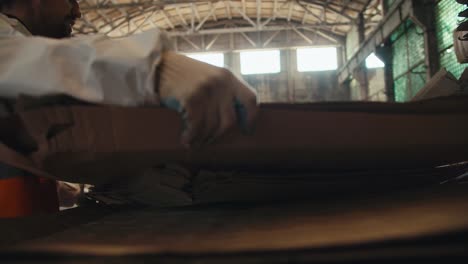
(240, 50), (281, 75)
(297, 47), (338, 72)
(185, 52), (224, 68)
(366, 53), (385, 68)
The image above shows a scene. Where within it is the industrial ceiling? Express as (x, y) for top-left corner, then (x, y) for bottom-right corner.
(75, 0), (383, 39)
(75, 0), (383, 51)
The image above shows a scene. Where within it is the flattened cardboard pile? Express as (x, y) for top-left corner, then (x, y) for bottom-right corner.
(12, 96), (468, 186)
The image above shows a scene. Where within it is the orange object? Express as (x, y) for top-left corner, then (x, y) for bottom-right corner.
(0, 176), (36, 218)
(0, 175), (58, 218)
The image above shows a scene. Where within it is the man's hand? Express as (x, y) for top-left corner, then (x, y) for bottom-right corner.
(158, 51), (258, 148)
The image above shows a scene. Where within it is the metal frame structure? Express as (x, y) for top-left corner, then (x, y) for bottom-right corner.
(75, 0), (383, 52)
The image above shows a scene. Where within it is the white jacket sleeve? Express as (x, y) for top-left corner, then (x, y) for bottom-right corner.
(0, 30), (168, 106)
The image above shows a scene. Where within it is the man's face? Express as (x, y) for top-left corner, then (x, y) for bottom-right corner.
(32, 0), (81, 38)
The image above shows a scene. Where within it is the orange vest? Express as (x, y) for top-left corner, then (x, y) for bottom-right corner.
(0, 173), (59, 218)
(0, 144), (59, 218)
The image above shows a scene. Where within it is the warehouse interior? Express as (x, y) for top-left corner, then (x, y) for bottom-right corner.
(74, 0), (466, 102)
(1, 0), (468, 263)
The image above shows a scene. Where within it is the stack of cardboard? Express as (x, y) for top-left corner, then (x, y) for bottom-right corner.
(13, 96), (468, 184)
(1, 95), (467, 205)
(192, 165), (467, 204)
(460, 68), (468, 93)
(411, 68), (462, 101)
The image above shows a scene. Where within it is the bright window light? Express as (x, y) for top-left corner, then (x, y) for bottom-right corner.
(240, 50), (281, 75)
(366, 53), (385, 68)
(297, 47), (338, 72)
(186, 53), (224, 68)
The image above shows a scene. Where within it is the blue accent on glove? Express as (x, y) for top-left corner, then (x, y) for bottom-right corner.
(161, 97), (183, 113)
(234, 99), (252, 134)
(161, 97), (188, 133)
(161, 97), (252, 135)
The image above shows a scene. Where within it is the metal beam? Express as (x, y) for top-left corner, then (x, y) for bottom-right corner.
(81, 13), (100, 33)
(287, 1), (294, 22)
(190, 4), (195, 30)
(273, 0), (278, 20)
(109, 0), (140, 35)
(127, 8), (158, 35)
(338, 0), (411, 83)
(314, 29), (339, 43)
(375, 43), (395, 101)
(225, 1), (232, 19)
(295, 0), (324, 23)
(301, 11), (308, 24)
(206, 34), (221, 50)
(301, 0), (354, 21)
(161, 10), (175, 29)
(262, 1), (291, 27)
(167, 21), (351, 36)
(410, 0), (439, 78)
(229, 1), (257, 27)
(240, 32), (257, 47)
(173, 29), (340, 53)
(81, 1), (161, 10)
(76, 0), (375, 40)
(263, 30), (281, 47)
(191, 3), (200, 22)
(257, 0), (262, 25)
(209, 2), (218, 21)
(195, 2), (221, 31)
(100, 6), (160, 35)
(176, 6), (188, 26)
(80, 0), (229, 11)
(181, 36), (200, 50)
(292, 27), (313, 44)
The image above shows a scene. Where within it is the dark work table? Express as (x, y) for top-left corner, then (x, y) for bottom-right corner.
(1, 183), (468, 263)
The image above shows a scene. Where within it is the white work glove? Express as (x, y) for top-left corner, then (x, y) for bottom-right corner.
(157, 51), (258, 148)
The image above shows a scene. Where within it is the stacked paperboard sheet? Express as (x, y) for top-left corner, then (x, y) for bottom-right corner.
(80, 163), (467, 206)
(411, 68), (462, 101)
(192, 164), (468, 204)
(14, 96), (468, 186)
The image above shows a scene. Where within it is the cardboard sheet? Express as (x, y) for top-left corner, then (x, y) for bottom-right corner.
(16, 96), (468, 185)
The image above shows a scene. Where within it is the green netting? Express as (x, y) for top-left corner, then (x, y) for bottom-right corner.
(392, 33), (408, 77)
(391, 19), (427, 102)
(406, 25), (426, 67)
(394, 64), (426, 102)
(408, 64), (427, 97)
(394, 75), (408, 102)
(435, 0), (465, 52)
(390, 21), (407, 42)
(436, 0), (468, 79)
(390, 0), (467, 102)
(391, 20), (426, 78)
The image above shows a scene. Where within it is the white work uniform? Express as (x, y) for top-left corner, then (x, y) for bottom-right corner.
(0, 13), (168, 106)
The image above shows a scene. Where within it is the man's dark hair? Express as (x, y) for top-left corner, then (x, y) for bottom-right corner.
(0, 0), (14, 9)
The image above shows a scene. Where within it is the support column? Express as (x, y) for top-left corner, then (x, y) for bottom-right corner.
(231, 52), (241, 76)
(337, 46), (346, 69)
(410, 0), (439, 78)
(286, 49), (295, 103)
(357, 13), (369, 100)
(376, 42), (395, 102)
